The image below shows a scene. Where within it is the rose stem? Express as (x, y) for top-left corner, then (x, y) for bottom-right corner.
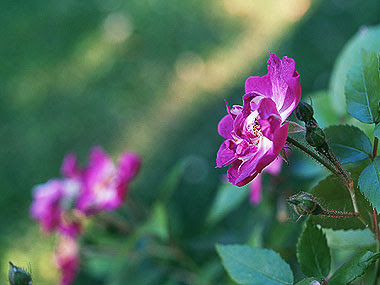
(286, 137), (346, 184)
(373, 136), (379, 160)
(286, 136), (363, 224)
(372, 130), (380, 285)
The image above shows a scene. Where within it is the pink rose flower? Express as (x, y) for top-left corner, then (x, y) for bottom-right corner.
(30, 177), (82, 237)
(76, 147), (141, 215)
(55, 235), (80, 285)
(61, 153), (81, 179)
(30, 152), (84, 237)
(30, 179), (65, 233)
(216, 53), (301, 186)
(249, 157), (282, 204)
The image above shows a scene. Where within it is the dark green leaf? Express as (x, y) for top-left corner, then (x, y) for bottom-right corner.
(310, 167), (373, 230)
(138, 202), (169, 240)
(345, 50), (380, 123)
(329, 251), (380, 285)
(324, 125), (372, 164)
(324, 228), (375, 249)
(295, 277), (324, 285)
(297, 221), (331, 277)
(375, 124), (380, 139)
(216, 244), (293, 285)
(157, 158), (188, 202)
(330, 24), (380, 115)
(207, 183), (248, 225)
(358, 157), (380, 212)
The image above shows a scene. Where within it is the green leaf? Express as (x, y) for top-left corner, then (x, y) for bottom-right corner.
(295, 277), (324, 285)
(345, 50), (380, 123)
(329, 251), (380, 285)
(206, 182), (248, 225)
(216, 244), (293, 285)
(297, 221), (331, 277)
(375, 124), (380, 139)
(324, 228), (375, 249)
(310, 167), (373, 230)
(157, 158), (188, 202)
(311, 90), (339, 128)
(324, 125), (372, 164)
(330, 24), (380, 115)
(358, 157), (380, 212)
(138, 202), (169, 240)
(85, 252), (122, 279)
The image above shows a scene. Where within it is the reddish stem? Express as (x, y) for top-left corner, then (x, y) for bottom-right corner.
(373, 137), (379, 161)
(373, 209), (380, 242)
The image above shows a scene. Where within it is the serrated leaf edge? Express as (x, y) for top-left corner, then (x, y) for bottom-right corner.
(324, 124), (372, 159)
(296, 222), (331, 278)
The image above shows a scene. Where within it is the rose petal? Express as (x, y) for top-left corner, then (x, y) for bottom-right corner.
(30, 179), (63, 233)
(216, 140), (237, 168)
(257, 98), (282, 140)
(61, 154), (78, 178)
(265, 157), (282, 175)
(218, 115), (234, 139)
(267, 53), (301, 121)
(245, 74), (272, 98)
(227, 140), (271, 186)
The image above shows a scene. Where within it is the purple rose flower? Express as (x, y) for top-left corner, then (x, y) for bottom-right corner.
(76, 147), (141, 215)
(216, 53), (301, 186)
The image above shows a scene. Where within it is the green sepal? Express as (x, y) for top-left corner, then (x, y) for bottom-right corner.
(295, 101), (314, 122)
(287, 192), (324, 216)
(8, 262), (32, 285)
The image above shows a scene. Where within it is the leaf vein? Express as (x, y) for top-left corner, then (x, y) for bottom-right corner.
(361, 60), (374, 121)
(223, 250), (291, 284)
(331, 143), (371, 157)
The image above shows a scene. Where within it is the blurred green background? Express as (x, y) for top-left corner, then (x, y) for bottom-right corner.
(1, 0), (380, 283)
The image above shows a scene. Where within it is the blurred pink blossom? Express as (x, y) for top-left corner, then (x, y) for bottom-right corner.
(30, 178), (82, 237)
(249, 157), (282, 205)
(55, 235), (80, 285)
(76, 147), (141, 215)
(31, 146), (141, 285)
(216, 53), (300, 186)
(30, 179), (65, 233)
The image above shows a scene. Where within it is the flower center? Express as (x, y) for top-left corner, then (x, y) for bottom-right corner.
(245, 113), (263, 145)
(247, 119), (262, 137)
